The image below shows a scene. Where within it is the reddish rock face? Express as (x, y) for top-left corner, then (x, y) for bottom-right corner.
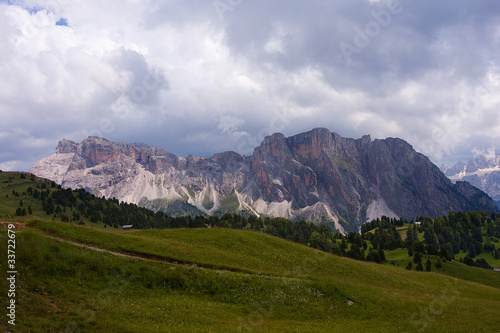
(79, 137), (133, 167)
(32, 128), (499, 230)
(287, 128), (333, 163)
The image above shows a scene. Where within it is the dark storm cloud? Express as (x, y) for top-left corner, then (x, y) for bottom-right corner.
(223, 0), (500, 90)
(0, 0), (499, 171)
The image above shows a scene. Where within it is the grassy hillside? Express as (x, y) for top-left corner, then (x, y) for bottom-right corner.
(0, 171), (116, 228)
(0, 171), (199, 230)
(1, 171), (500, 331)
(1, 221), (500, 332)
(23, 220), (500, 288)
(0, 171), (58, 222)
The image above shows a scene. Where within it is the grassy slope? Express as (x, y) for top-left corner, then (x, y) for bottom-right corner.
(0, 171), (108, 229)
(384, 248), (500, 289)
(1, 221), (499, 332)
(0, 172), (52, 222)
(454, 240), (500, 268)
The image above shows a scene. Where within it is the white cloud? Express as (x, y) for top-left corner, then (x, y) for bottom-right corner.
(0, 160), (22, 171)
(0, 0), (499, 170)
(217, 116), (245, 135)
(472, 146), (497, 161)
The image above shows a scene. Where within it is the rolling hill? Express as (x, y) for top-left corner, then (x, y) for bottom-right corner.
(1, 171), (500, 332)
(1, 220), (500, 332)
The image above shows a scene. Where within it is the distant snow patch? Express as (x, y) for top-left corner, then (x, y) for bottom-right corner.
(448, 165), (500, 181)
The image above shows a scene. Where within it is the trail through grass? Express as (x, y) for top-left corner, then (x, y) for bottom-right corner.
(1, 221), (499, 332)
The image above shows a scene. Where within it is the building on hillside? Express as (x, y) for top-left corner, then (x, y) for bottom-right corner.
(122, 225), (134, 230)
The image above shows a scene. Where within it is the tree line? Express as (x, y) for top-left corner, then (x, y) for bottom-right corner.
(362, 213), (500, 269)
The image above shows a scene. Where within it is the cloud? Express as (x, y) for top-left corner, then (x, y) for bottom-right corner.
(0, 0), (499, 171)
(217, 115), (245, 135)
(472, 146), (498, 161)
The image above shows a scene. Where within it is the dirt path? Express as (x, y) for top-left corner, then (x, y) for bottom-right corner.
(5, 224), (306, 280)
(0, 221), (27, 230)
(38, 232), (269, 277)
(1, 222), (208, 268)
(47, 234), (154, 261)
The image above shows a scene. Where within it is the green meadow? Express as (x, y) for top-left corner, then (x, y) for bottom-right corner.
(1, 221), (500, 332)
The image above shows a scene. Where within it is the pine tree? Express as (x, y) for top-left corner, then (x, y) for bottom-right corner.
(378, 248), (386, 262)
(425, 259), (432, 272)
(463, 256), (475, 266)
(406, 227), (414, 243)
(413, 251), (422, 264)
(467, 243), (477, 258)
(340, 237), (348, 250)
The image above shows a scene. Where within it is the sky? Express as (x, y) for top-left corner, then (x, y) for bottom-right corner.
(0, 0), (499, 172)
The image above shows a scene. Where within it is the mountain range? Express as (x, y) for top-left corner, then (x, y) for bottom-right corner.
(442, 152), (500, 207)
(29, 128), (498, 232)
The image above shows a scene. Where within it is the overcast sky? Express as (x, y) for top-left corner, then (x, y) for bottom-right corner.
(1, 0), (499, 171)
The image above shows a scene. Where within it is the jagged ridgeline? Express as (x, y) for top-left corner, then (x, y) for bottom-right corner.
(442, 152), (500, 205)
(30, 128), (498, 232)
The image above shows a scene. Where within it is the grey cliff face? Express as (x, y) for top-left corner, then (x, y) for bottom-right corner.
(30, 128), (498, 232)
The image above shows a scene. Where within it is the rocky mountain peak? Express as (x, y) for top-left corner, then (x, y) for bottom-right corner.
(55, 139), (79, 154)
(286, 128), (336, 163)
(442, 151), (500, 203)
(255, 132), (290, 157)
(30, 129), (498, 232)
(212, 151), (244, 164)
(465, 154), (499, 173)
(442, 161), (466, 177)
